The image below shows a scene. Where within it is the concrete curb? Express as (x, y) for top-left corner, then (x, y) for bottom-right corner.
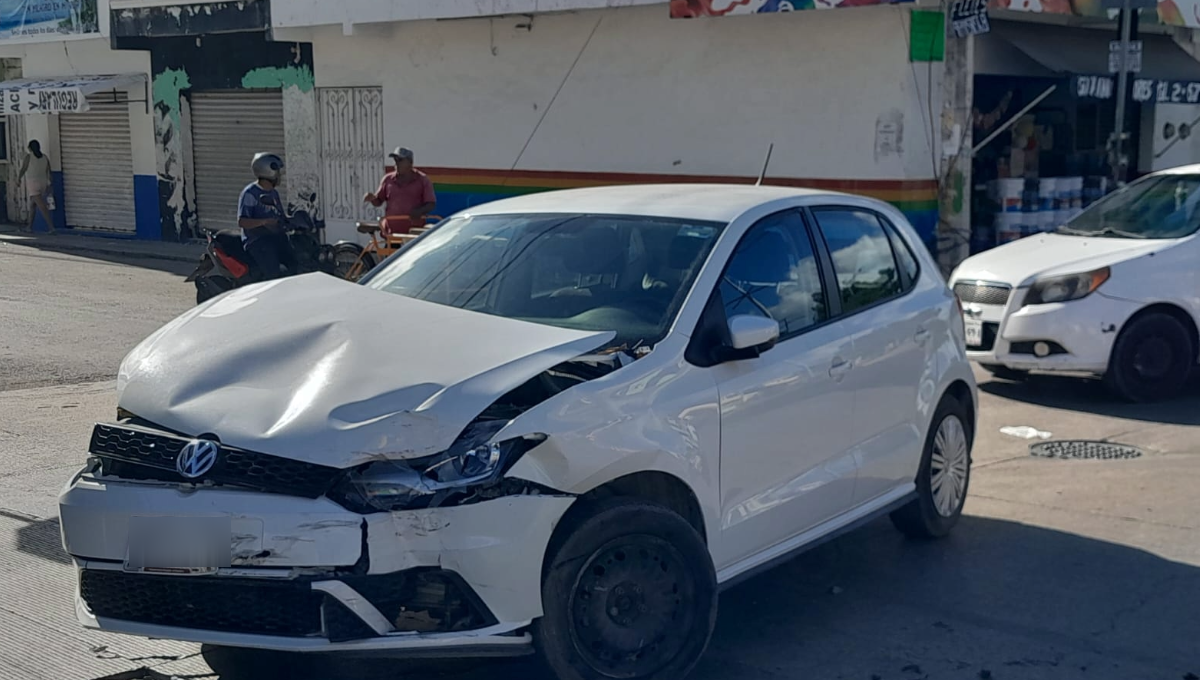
(0, 230), (203, 264)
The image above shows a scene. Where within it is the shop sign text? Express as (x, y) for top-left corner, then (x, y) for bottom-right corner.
(1076, 75), (1200, 104)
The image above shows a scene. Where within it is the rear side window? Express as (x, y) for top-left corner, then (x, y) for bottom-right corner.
(812, 208), (903, 313)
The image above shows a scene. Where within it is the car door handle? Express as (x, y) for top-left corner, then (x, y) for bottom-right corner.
(829, 358), (853, 380)
(914, 327), (931, 346)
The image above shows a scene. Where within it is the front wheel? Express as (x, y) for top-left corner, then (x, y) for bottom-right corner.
(535, 498), (717, 680)
(1105, 312), (1194, 403)
(891, 395), (972, 539)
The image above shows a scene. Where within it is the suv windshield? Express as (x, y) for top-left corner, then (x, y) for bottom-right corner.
(1060, 174), (1200, 239)
(365, 213), (724, 348)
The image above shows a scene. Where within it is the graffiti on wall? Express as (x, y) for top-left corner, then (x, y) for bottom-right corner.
(0, 0), (97, 38)
(988, 0), (1200, 27)
(670, 0), (912, 17)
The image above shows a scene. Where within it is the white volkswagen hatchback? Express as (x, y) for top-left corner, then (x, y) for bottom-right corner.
(951, 165), (1200, 401)
(60, 185), (975, 680)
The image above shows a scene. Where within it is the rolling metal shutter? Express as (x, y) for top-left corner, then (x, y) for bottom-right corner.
(191, 91), (285, 232)
(59, 98), (134, 232)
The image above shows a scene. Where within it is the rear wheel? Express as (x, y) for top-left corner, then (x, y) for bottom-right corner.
(333, 244), (374, 282)
(1105, 312), (1194, 403)
(195, 276), (234, 305)
(535, 498), (717, 680)
(891, 395), (972, 539)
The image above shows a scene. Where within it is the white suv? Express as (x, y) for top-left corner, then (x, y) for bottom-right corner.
(60, 185), (976, 680)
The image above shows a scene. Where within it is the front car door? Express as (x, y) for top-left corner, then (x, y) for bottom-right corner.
(809, 206), (940, 504)
(699, 209), (858, 568)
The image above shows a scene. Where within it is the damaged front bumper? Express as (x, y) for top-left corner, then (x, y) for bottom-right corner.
(60, 475), (574, 655)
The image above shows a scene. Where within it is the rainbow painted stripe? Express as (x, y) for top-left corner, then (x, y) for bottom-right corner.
(423, 167), (939, 243)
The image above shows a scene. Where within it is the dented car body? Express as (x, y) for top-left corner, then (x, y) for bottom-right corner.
(60, 185), (976, 677)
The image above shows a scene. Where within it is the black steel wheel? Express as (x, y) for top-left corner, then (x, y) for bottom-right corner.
(535, 498), (716, 680)
(1105, 312), (1194, 402)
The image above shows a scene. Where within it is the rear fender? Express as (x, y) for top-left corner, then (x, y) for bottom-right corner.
(184, 255), (214, 283)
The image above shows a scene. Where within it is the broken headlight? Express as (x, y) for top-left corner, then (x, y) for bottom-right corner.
(327, 422), (546, 513)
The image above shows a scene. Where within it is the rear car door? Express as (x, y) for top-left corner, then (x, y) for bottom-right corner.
(703, 209), (858, 567)
(809, 207), (938, 504)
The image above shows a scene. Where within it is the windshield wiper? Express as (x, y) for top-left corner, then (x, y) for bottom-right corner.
(1090, 226), (1143, 239)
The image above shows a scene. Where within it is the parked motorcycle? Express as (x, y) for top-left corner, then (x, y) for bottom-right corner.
(186, 192), (336, 304)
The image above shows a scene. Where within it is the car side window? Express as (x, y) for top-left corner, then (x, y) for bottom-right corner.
(883, 217), (921, 289)
(719, 210), (828, 338)
(813, 208), (903, 313)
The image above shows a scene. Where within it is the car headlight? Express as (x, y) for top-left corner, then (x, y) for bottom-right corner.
(327, 421), (546, 513)
(1024, 267), (1110, 306)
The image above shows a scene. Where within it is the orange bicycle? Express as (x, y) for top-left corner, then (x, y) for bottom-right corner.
(332, 215), (440, 282)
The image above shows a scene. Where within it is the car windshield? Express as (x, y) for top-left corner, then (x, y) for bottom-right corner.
(1059, 174), (1200, 239)
(364, 213), (725, 349)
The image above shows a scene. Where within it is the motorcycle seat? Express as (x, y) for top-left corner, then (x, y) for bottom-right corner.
(356, 222), (381, 234)
(210, 230), (249, 259)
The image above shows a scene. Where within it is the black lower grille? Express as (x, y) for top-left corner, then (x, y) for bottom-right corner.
(81, 570), (323, 637)
(90, 422), (341, 498)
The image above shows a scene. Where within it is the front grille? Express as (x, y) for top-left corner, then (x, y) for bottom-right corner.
(954, 281), (1012, 306)
(80, 569), (324, 637)
(90, 423), (341, 498)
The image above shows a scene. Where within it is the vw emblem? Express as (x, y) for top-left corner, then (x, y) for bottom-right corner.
(176, 439), (219, 479)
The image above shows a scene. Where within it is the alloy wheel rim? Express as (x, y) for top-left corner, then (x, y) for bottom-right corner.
(931, 415), (969, 518)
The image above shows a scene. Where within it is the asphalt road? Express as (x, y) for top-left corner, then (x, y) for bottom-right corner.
(0, 239), (1197, 680)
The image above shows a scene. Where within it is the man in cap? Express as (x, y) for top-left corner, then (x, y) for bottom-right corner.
(364, 147), (437, 236)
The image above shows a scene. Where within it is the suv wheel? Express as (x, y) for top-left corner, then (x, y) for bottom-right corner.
(891, 395), (972, 539)
(1105, 312), (1194, 403)
(535, 498), (717, 680)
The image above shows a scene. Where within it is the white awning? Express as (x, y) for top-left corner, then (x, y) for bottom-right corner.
(0, 73), (146, 116)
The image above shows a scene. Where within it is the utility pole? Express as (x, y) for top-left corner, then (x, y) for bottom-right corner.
(1111, 0), (1134, 188)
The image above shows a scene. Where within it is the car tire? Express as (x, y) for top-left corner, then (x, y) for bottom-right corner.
(195, 276), (234, 305)
(980, 364), (1029, 382)
(1105, 312), (1194, 403)
(534, 498), (717, 680)
(891, 395), (972, 540)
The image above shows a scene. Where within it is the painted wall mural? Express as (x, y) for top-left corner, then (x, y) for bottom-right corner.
(988, 0), (1200, 28)
(0, 0), (97, 39)
(670, 0), (911, 17)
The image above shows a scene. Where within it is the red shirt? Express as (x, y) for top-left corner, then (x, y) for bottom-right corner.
(376, 170), (436, 218)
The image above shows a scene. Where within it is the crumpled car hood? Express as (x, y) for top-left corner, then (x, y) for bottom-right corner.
(117, 275), (613, 468)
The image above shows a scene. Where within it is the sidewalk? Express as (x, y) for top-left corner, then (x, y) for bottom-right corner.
(0, 224), (203, 263)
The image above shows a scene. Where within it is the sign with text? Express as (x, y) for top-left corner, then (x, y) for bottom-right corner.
(1076, 75), (1200, 104)
(0, 86), (89, 114)
(1108, 40), (1143, 73)
(950, 0), (990, 37)
(0, 0), (98, 40)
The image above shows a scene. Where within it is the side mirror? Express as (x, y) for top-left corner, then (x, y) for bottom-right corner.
(726, 315), (780, 355)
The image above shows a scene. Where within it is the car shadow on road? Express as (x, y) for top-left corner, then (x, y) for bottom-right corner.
(979, 373), (1200, 426)
(0, 228), (197, 277)
(198, 515), (1200, 680)
(0, 509), (70, 565)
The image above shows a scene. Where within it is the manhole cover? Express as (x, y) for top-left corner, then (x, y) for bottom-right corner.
(1030, 440), (1144, 460)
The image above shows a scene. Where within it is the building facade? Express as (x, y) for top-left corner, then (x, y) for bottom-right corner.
(3, 0), (1198, 270)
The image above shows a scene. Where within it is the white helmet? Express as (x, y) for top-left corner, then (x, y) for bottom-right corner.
(251, 152), (284, 185)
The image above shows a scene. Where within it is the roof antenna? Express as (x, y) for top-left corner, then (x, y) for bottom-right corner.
(756, 143), (774, 186)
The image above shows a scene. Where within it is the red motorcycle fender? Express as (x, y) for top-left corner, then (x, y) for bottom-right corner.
(185, 254), (215, 283)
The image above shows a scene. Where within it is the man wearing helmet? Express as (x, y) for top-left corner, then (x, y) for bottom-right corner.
(238, 152), (297, 280)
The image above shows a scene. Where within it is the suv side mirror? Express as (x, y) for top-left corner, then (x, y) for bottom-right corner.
(724, 315), (780, 359)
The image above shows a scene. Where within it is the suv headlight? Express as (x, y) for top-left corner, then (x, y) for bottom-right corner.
(1024, 267), (1110, 306)
(327, 421), (546, 513)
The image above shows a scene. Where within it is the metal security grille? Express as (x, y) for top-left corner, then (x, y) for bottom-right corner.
(317, 87), (385, 224)
(953, 281), (1012, 306)
(191, 90), (285, 233)
(1030, 441), (1144, 460)
(59, 97), (134, 232)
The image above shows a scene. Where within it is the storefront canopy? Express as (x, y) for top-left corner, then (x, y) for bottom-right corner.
(0, 74), (146, 116)
(979, 21), (1200, 82)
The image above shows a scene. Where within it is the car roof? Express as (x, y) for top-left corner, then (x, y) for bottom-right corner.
(1155, 163), (1200, 176)
(459, 184), (855, 222)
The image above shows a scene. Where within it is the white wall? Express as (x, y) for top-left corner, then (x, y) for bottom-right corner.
(296, 4), (939, 182)
(273, 0), (664, 30)
(0, 39), (153, 176)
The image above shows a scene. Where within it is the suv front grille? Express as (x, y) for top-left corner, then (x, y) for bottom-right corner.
(954, 281), (1012, 306)
(90, 423), (341, 498)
